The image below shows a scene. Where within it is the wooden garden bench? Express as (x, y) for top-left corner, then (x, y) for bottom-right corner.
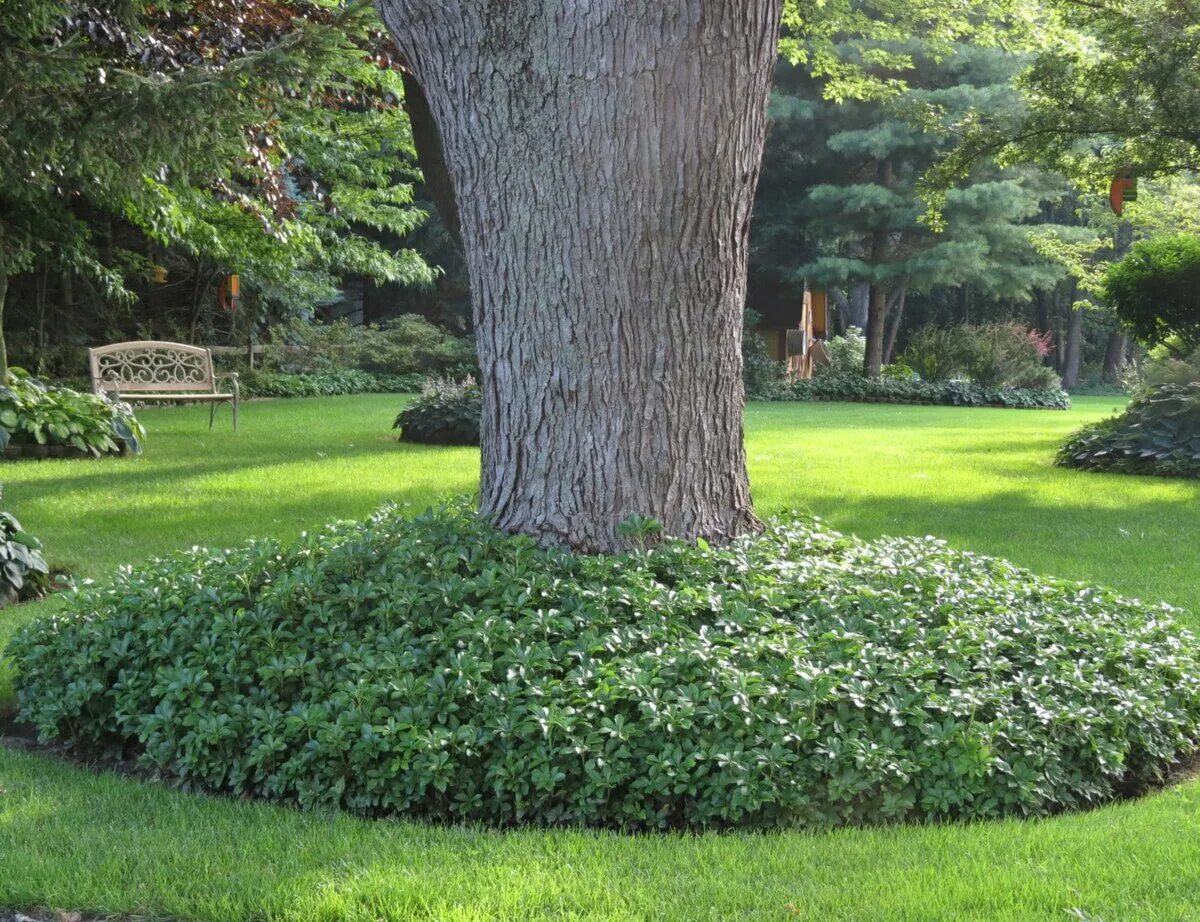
(88, 341), (240, 430)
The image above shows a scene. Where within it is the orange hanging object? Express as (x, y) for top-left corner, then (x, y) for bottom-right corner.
(217, 273), (241, 313)
(152, 265), (168, 285)
(1110, 175), (1138, 216)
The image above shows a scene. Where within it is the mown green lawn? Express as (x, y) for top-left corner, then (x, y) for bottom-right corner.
(2, 394), (1199, 921)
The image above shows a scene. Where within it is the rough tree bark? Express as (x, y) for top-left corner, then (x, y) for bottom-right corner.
(377, 1), (780, 551)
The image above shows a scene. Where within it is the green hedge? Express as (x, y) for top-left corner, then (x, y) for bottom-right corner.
(753, 373), (1070, 409)
(13, 504), (1200, 830)
(239, 369), (427, 399)
(1058, 383), (1200, 478)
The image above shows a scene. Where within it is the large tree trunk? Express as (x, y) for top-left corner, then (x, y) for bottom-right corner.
(378, 0), (779, 551)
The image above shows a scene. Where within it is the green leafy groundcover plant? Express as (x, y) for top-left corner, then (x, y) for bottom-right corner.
(1058, 383), (1200, 478)
(753, 372), (1070, 409)
(239, 369), (428, 399)
(0, 509), (49, 605)
(393, 377), (481, 445)
(0, 370), (145, 457)
(13, 504), (1200, 830)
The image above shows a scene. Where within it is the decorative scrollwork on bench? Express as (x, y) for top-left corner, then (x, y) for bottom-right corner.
(94, 346), (211, 389)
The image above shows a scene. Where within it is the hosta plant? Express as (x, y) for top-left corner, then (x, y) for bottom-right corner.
(393, 376), (480, 445)
(0, 508), (49, 606)
(0, 370), (145, 457)
(13, 503), (1200, 831)
(1058, 383), (1200, 478)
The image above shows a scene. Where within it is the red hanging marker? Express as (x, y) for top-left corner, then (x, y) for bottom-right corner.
(1110, 175), (1138, 216)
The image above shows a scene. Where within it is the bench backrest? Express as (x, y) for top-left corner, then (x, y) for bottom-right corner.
(88, 341), (216, 394)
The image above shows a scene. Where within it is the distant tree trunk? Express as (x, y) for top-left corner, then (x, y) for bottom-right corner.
(829, 284), (869, 334)
(1033, 289), (1051, 338)
(400, 71), (463, 252)
(1103, 330), (1128, 382)
(1062, 299), (1083, 389)
(883, 287), (908, 365)
(864, 284), (889, 377)
(862, 158), (893, 377)
(0, 272), (8, 382)
(378, 0), (779, 551)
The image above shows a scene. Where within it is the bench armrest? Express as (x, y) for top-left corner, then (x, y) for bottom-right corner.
(96, 374), (122, 402)
(215, 371), (240, 398)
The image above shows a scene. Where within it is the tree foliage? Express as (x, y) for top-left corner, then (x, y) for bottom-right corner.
(1103, 234), (1200, 353)
(934, 0), (1200, 190)
(0, 0), (431, 350)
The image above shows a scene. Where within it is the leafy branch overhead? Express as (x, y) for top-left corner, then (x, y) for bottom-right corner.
(0, 0), (431, 306)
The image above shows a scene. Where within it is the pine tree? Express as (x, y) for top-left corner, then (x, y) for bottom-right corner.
(0, 0), (430, 376)
(755, 43), (1064, 375)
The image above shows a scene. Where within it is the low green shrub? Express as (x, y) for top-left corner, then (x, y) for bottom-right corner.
(817, 327), (867, 377)
(13, 504), (1200, 830)
(742, 309), (788, 398)
(261, 316), (476, 379)
(0, 370), (145, 457)
(754, 373), (1069, 409)
(1058, 383), (1200, 478)
(239, 369), (426, 399)
(393, 377), (481, 445)
(1125, 343), (1200, 392)
(901, 323), (1057, 390)
(0, 508), (49, 605)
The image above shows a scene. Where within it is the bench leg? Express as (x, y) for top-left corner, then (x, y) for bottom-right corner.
(232, 394), (239, 432)
(209, 402), (217, 430)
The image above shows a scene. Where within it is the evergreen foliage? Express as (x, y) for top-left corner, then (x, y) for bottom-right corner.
(0, 0), (432, 368)
(753, 42), (1067, 375)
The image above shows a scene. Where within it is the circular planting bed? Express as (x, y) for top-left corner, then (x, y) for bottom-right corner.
(12, 504), (1200, 830)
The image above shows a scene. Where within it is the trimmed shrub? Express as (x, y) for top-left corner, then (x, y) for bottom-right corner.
(755, 373), (1069, 409)
(1103, 234), (1200, 352)
(393, 377), (480, 445)
(1058, 383), (1200, 478)
(0, 370), (145, 457)
(12, 504), (1200, 830)
(239, 369), (427, 399)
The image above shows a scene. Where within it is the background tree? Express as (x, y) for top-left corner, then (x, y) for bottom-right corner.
(0, 0), (431, 377)
(755, 43), (1065, 375)
(937, 0), (1200, 190)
